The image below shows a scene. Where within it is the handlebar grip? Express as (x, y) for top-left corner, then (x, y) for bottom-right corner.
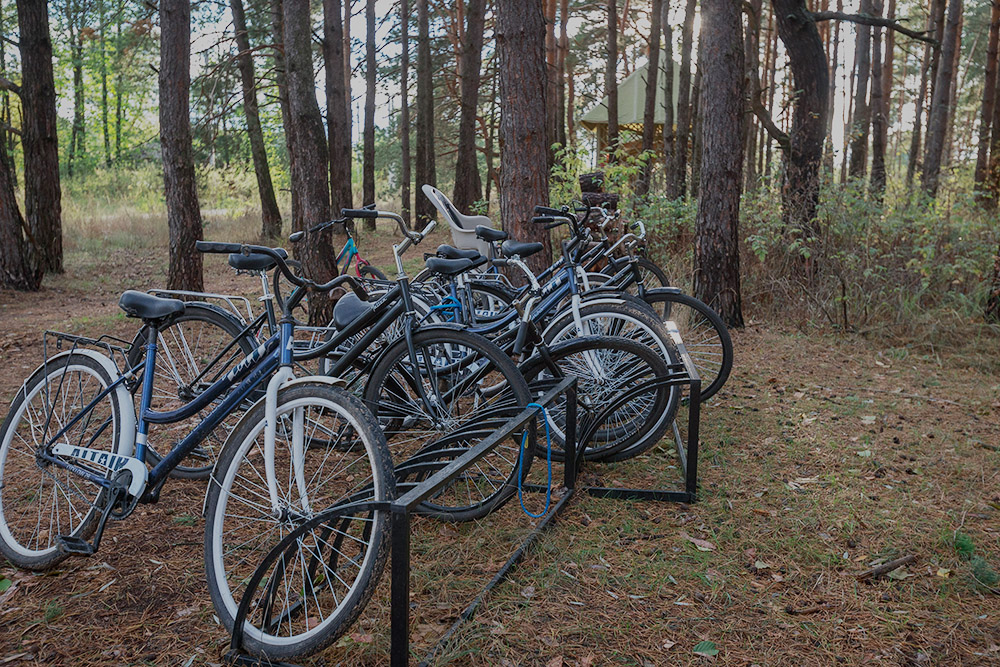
(532, 216), (556, 225)
(534, 205), (564, 216)
(341, 208), (378, 219)
(420, 220), (436, 237)
(196, 241), (244, 254)
(289, 231), (305, 243)
(544, 222), (563, 230)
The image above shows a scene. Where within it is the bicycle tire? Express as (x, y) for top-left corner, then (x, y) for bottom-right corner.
(359, 263), (387, 281)
(204, 382), (394, 661)
(363, 327), (532, 522)
(0, 352), (129, 570)
(127, 303), (256, 479)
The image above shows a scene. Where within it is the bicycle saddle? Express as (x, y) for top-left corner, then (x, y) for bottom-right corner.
(119, 291), (185, 321)
(475, 226), (507, 242)
(501, 240), (544, 259)
(424, 256), (488, 276)
(333, 293), (375, 330)
(228, 247), (288, 272)
(436, 245), (481, 261)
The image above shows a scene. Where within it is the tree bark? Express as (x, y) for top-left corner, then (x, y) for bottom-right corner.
(453, 0), (487, 214)
(974, 0), (1000, 201)
(362, 0), (376, 229)
(285, 0), (337, 323)
(66, 0), (85, 177)
(544, 0), (558, 169)
(635, 0), (662, 198)
(556, 0), (569, 147)
(743, 0), (762, 190)
(270, 0), (298, 224)
(399, 0), (412, 227)
(159, 0), (203, 291)
(0, 127), (41, 290)
(668, 0), (697, 197)
(771, 0), (829, 233)
(906, 0), (939, 190)
(662, 16), (677, 192)
(921, 0), (961, 198)
(869, 0), (886, 200)
(324, 0), (353, 229)
(823, 0), (841, 175)
(415, 0), (437, 225)
(18, 0), (63, 274)
(99, 0), (111, 167)
(694, 0), (744, 328)
(987, 12), (1000, 210)
(605, 0), (620, 159)
(847, 0), (872, 181)
(232, 0), (283, 239)
(497, 0), (551, 272)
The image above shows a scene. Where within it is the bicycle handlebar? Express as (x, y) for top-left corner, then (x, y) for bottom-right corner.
(196, 241), (369, 300)
(341, 208), (425, 244)
(288, 216), (350, 243)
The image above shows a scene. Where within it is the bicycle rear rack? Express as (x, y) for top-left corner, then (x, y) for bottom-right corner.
(42, 330), (133, 376)
(225, 324), (705, 667)
(147, 289), (255, 325)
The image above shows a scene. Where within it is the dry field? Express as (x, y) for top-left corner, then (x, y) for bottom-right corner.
(0, 216), (998, 666)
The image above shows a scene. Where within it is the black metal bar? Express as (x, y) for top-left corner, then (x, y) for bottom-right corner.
(390, 510), (411, 667)
(686, 375), (701, 498)
(564, 383), (577, 490)
(584, 487), (694, 502)
(419, 488), (576, 667)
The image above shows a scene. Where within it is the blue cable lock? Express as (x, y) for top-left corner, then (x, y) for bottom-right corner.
(517, 402), (553, 518)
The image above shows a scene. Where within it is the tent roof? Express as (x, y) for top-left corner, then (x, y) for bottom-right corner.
(579, 51), (681, 129)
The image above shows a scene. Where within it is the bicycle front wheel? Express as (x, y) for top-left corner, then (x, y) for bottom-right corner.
(205, 382), (394, 661)
(0, 352), (129, 570)
(363, 327), (531, 522)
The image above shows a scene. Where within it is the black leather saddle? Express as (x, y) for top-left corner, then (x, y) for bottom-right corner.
(118, 291), (185, 321)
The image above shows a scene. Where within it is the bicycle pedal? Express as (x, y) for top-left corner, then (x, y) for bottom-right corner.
(55, 535), (96, 557)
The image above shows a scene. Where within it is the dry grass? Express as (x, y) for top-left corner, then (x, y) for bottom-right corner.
(0, 212), (998, 666)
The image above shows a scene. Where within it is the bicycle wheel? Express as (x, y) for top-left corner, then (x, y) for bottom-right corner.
(519, 336), (675, 462)
(205, 382), (393, 661)
(359, 263), (387, 281)
(363, 327), (532, 522)
(641, 289), (733, 401)
(0, 352), (129, 570)
(127, 303), (255, 479)
(465, 280), (516, 324)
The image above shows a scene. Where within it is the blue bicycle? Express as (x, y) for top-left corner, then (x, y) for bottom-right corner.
(0, 244), (395, 660)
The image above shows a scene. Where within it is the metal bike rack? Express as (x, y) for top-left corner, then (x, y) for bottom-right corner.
(225, 328), (705, 666)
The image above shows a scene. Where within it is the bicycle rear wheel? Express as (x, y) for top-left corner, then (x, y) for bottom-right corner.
(205, 383), (393, 661)
(0, 352), (129, 570)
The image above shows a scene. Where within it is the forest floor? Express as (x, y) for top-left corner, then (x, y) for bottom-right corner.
(0, 219), (998, 666)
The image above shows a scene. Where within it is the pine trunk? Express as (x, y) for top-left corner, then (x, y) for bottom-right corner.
(823, 0), (841, 175)
(906, 0), (939, 190)
(271, 0), (298, 224)
(987, 18), (1000, 209)
(694, 0), (744, 328)
(662, 17), (677, 191)
(496, 0), (551, 272)
(556, 0), (569, 147)
(453, 0), (487, 214)
(159, 0), (203, 291)
(869, 0), (887, 200)
(415, 0), (437, 225)
(921, 0), (962, 198)
(399, 0), (412, 227)
(0, 128), (41, 290)
(18, 0), (63, 274)
(362, 0), (376, 229)
(743, 0), (762, 190)
(285, 0), (337, 324)
(544, 0), (558, 169)
(605, 0), (619, 159)
(847, 0), (872, 181)
(669, 0), (697, 197)
(635, 0), (662, 198)
(99, 0), (111, 167)
(324, 0), (353, 227)
(232, 0), (283, 239)
(974, 0), (1000, 200)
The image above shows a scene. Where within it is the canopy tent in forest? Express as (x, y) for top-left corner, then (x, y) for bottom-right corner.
(579, 51), (680, 155)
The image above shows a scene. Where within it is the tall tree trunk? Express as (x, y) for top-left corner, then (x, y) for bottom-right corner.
(771, 0), (828, 233)
(974, 0), (1000, 201)
(743, 0), (762, 190)
(636, 0), (662, 198)
(987, 17), (1000, 210)
(668, 0), (697, 197)
(847, 0), (872, 181)
(605, 0), (619, 159)
(271, 0), (298, 224)
(66, 1), (85, 177)
(764, 8), (777, 181)
(18, 0), (62, 274)
(869, 0), (887, 200)
(690, 58), (703, 198)
(496, 0), (551, 272)
(0, 126), (41, 290)
(485, 61), (499, 205)
(943, 11), (963, 169)
(567, 55), (576, 146)
(556, 0), (569, 147)
(921, 0), (961, 198)
(99, 0), (111, 167)
(399, 0), (412, 227)
(159, 0), (203, 291)
(362, 0), (376, 229)
(544, 0), (558, 169)
(453, 0), (487, 213)
(906, 0), (939, 190)
(415, 0), (437, 224)
(285, 0), (337, 323)
(823, 0), (841, 175)
(232, 0), (283, 239)
(324, 0), (353, 230)
(114, 0), (123, 163)
(695, 0), (744, 328)
(662, 16), (677, 192)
